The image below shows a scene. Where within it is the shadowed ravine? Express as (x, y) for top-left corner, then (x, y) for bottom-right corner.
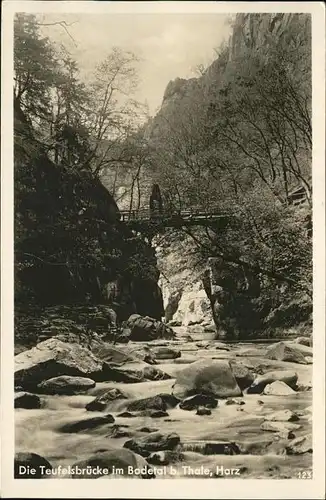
(15, 328), (312, 480)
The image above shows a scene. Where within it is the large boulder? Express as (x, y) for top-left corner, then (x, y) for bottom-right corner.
(14, 338), (102, 390)
(263, 381), (297, 396)
(286, 435), (312, 455)
(179, 394), (218, 411)
(142, 366), (172, 381)
(71, 449), (155, 479)
(86, 388), (127, 412)
(214, 342), (230, 351)
(126, 314), (175, 342)
(142, 409), (169, 418)
(151, 347), (181, 360)
(181, 441), (240, 455)
(121, 346), (157, 365)
(99, 363), (144, 383)
(99, 362), (171, 383)
(230, 361), (255, 390)
(247, 370), (298, 394)
(14, 452), (52, 478)
(37, 375), (95, 395)
(264, 410), (299, 422)
(284, 341), (313, 357)
(124, 432), (180, 458)
(106, 425), (131, 439)
(14, 392), (41, 409)
(137, 427), (159, 433)
(265, 342), (307, 364)
(260, 421), (301, 433)
(90, 344), (137, 364)
(117, 412), (137, 418)
(59, 414), (115, 433)
(126, 394), (179, 412)
(172, 359), (242, 399)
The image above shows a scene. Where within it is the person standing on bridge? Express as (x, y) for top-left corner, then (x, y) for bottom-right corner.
(149, 183), (163, 221)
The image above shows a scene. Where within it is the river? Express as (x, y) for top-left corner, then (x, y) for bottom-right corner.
(15, 328), (312, 479)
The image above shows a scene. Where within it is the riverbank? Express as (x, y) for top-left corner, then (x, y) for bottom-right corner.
(15, 327), (312, 479)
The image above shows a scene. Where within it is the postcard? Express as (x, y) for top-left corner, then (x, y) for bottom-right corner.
(1, 1), (325, 498)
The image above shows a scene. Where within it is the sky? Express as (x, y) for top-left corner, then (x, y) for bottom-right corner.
(38, 13), (232, 115)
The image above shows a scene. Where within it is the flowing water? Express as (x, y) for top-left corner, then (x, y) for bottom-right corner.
(15, 329), (312, 479)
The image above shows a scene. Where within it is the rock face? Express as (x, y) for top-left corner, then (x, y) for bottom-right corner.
(71, 449), (154, 478)
(37, 375), (96, 395)
(172, 359), (242, 399)
(14, 452), (52, 478)
(124, 432), (180, 458)
(59, 414), (115, 433)
(265, 342), (308, 364)
(14, 338), (102, 390)
(86, 388), (127, 412)
(225, 398), (245, 406)
(247, 370), (298, 394)
(126, 315), (175, 341)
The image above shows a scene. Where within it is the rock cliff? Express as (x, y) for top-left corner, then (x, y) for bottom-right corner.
(154, 231), (214, 330)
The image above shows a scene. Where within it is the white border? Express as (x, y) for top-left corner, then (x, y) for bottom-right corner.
(1, 2), (325, 498)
